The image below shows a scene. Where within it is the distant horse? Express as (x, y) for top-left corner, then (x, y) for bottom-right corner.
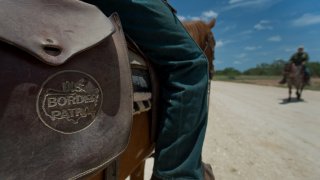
(287, 63), (306, 101)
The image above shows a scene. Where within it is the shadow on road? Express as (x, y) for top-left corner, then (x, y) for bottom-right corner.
(279, 98), (306, 105)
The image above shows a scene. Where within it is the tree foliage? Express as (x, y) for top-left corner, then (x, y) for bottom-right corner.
(215, 67), (242, 79)
(243, 59), (286, 76)
(306, 62), (320, 77)
(216, 60), (320, 77)
(215, 67), (241, 76)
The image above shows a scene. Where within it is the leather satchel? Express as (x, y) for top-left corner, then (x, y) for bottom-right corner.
(0, 0), (133, 179)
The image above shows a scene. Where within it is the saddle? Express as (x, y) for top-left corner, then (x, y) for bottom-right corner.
(0, 0), (146, 179)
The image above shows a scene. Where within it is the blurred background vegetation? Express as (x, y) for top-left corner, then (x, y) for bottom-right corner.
(215, 60), (320, 77)
(213, 61), (320, 91)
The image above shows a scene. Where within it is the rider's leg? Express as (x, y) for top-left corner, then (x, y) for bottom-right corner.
(84, 0), (210, 179)
(279, 63), (291, 84)
(303, 65), (311, 85)
(279, 75), (287, 84)
(279, 71), (288, 84)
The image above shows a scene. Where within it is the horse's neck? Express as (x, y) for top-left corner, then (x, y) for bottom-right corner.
(183, 23), (206, 49)
(289, 64), (303, 78)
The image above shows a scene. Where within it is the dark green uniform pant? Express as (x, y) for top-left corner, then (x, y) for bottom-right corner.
(84, 0), (209, 179)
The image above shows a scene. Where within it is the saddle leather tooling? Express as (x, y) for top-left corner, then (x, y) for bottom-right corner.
(0, 0), (133, 179)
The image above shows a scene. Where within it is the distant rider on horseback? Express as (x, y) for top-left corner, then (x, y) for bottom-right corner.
(279, 46), (310, 85)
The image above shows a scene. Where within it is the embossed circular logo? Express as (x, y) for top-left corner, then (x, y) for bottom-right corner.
(37, 70), (103, 134)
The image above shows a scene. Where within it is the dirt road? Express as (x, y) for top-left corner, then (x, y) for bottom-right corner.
(144, 81), (320, 180)
(203, 81), (320, 180)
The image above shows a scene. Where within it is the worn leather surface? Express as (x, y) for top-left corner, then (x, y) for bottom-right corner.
(0, 0), (114, 66)
(0, 2), (132, 179)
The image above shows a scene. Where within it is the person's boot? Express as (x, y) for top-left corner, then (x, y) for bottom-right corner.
(278, 76), (286, 84)
(151, 162), (215, 180)
(305, 78), (311, 86)
(304, 74), (311, 86)
(150, 175), (162, 180)
(202, 162), (215, 180)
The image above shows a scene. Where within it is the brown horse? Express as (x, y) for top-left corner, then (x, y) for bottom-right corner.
(287, 63), (306, 101)
(89, 18), (217, 180)
(183, 19), (216, 79)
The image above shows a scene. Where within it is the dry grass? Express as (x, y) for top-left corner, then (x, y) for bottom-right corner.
(213, 75), (320, 91)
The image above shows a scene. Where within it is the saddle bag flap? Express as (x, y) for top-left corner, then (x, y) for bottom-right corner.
(0, 1), (133, 179)
(0, 0), (115, 65)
